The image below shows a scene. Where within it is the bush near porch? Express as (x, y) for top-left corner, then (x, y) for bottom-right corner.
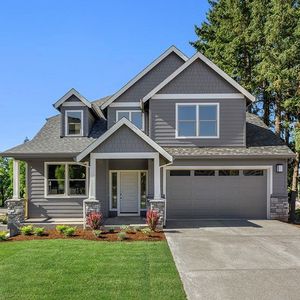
(0, 240), (186, 300)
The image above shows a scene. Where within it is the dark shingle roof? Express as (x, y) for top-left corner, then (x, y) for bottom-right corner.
(164, 113), (294, 159)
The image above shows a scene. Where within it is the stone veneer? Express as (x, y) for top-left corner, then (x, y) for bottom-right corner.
(6, 199), (25, 236)
(148, 199), (166, 228)
(83, 199), (101, 229)
(270, 195), (289, 221)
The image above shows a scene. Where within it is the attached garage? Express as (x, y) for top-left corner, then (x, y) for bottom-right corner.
(166, 167), (269, 219)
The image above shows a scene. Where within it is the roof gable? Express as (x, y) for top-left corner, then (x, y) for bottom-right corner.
(54, 88), (92, 109)
(101, 46), (188, 109)
(142, 52), (255, 103)
(76, 118), (173, 162)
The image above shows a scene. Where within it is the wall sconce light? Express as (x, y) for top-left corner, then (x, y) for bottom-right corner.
(276, 164), (283, 173)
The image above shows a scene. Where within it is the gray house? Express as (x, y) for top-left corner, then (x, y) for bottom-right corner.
(1, 46), (294, 223)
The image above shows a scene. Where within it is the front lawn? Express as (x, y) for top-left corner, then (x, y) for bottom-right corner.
(0, 240), (186, 300)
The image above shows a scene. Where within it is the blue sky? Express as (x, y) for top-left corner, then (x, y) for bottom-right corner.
(0, 0), (210, 151)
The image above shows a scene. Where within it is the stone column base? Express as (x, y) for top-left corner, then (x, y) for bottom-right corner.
(270, 195), (289, 221)
(5, 198), (25, 237)
(148, 199), (166, 229)
(83, 199), (101, 229)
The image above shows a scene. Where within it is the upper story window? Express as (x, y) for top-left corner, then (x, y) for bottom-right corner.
(65, 110), (83, 136)
(176, 103), (219, 138)
(116, 110), (144, 130)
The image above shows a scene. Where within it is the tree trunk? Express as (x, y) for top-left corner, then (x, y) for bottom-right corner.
(263, 90), (270, 127)
(275, 98), (281, 136)
(292, 151), (299, 192)
(284, 113), (290, 145)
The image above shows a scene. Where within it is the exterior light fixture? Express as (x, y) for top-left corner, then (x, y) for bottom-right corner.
(276, 164), (283, 173)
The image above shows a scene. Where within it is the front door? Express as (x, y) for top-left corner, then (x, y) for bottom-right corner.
(119, 172), (139, 215)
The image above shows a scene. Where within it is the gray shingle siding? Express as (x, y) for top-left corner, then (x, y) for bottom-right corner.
(159, 59), (239, 94)
(150, 98), (246, 147)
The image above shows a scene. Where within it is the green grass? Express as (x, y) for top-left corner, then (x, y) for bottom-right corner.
(0, 240), (186, 300)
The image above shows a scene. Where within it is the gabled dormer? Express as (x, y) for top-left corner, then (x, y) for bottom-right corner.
(54, 88), (103, 137)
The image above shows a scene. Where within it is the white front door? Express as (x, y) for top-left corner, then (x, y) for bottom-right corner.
(119, 172), (139, 215)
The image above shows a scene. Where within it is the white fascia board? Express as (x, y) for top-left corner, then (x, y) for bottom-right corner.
(54, 88), (92, 109)
(76, 117), (173, 162)
(142, 52), (256, 103)
(100, 46), (188, 110)
(151, 93), (244, 99)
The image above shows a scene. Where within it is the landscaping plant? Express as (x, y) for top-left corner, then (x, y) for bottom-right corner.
(20, 225), (34, 236)
(87, 212), (103, 230)
(93, 230), (102, 238)
(141, 227), (152, 236)
(0, 215), (7, 224)
(56, 225), (69, 234)
(108, 227), (114, 233)
(63, 226), (76, 237)
(34, 227), (45, 236)
(117, 231), (127, 241)
(146, 209), (159, 231)
(0, 230), (8, 241)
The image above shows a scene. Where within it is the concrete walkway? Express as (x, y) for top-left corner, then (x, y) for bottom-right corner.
(165, 220), (300, 300)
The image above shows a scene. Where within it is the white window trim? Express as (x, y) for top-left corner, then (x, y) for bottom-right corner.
(175, 103), (220, 139)
(116, 110), (145, 131)
(109, 170), (148, 215)
(44, 162), (88, 198)
(65, 110), (84, 136)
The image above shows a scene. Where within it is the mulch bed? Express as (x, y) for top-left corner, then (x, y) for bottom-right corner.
(9, 228), (165, 242)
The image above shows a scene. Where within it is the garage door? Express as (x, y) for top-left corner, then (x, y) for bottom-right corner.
(166, 169), (267, 219)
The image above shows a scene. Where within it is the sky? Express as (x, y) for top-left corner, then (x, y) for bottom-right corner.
(0, 0), (210, 151)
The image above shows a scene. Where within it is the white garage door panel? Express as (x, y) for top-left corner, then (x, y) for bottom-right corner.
(167, 170), (267, 219)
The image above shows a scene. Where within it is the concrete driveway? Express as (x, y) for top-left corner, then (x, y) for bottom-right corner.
(165, 220), (300, 300)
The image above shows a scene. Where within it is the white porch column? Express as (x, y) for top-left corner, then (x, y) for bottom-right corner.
(12, 159), (20, 199)
(89, 156), (96, 199)
(154, 153), (161, 199)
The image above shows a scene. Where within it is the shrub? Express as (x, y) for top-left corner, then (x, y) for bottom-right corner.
(56, 225), (69, 234)
(117, 231), (127, 240)
(20, 225), (34, 236)
(108, 228), (115, 233)
(87, 212), (103, 230)
(0, 215), (7, 224)
(0, 231), (8, 241)
(146, 209), (159, 231)
(134, 226), (141, 232)
(93, 230), (102, 238)
(63, 226), (76, 237)
(141, 228), (152, 236)
(34, 227), (45, 236)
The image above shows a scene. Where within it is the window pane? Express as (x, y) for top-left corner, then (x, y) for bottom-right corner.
(170, 170), (191, 176)
(117, 111), (130, 121)
(48, 180), (65, 195)
(47, 164), (65, 180)
(67, 111), (82, 135)
(178, 106), (196, 120)
(69, 165), (86, 179)
(131, 111), (143, 129)
(199, 105), (217, 120)
(69, 180), (86, 195)
(194, 170), (215, 176)
(219, 170), (239, 176)
(243, 170), (264, 176)
(140, 172), (147, 209)
(178, 121), (196, 136)
(199, 120), (217, 136)
(111, 172), (117, 209)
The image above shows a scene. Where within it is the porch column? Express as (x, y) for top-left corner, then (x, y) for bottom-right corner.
(89, 156), (96, 199)
(153, 154), (161, 199)
(12, 159), (20, 199)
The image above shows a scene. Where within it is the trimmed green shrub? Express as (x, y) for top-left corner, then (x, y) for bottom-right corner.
(108, 228), (115, 233)
(117, 231), (127, 240)
(141, 228), (152, 236)
(0, 231), (8, 241)
(34, 227), (45, 236)
(133, 226), (141, 232)
(56, 225), (69, 234)
(93, 230), (102, 238)
(20, 225), (34, 236)
(63, 226), (76, 237)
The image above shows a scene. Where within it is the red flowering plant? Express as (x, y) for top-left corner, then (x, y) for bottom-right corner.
(87, 212), (103, 230)
(146, 209), (160, 231)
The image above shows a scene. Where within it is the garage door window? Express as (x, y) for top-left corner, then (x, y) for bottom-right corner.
(243, 170), (264, 176)
(219, 170), (239, 176)
(170, 170), (191, 176)
(194, 170), (215, 176)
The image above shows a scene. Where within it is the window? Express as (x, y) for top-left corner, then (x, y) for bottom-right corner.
(46, 163), (87, 197)
(243, 170), (264, 176)
(140, 172), (147, 209)
(116, 110), (144, 130)
(194, 170), (215, 176)
(65, 110), (83, 136)
(170, 170), (191, 176)
(111, 172), (118, 209)
(176, 104), (219, 138)
(219, 170), (239, 176)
